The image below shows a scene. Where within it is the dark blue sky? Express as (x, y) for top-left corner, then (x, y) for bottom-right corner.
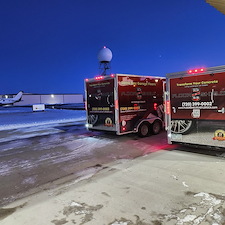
(1, 0), (225, 94)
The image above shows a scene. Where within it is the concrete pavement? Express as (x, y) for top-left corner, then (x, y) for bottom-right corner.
(1, 148), (225, 225)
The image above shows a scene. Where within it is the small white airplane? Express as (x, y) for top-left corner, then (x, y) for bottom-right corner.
(0, 91), (23, 106)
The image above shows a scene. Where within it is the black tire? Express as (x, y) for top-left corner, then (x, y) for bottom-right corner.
(151, 120), (162, 135)
(138, 122), (150, 137)
(171, 120), (195, 134)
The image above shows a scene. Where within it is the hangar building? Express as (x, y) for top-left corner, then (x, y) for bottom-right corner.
(1, 93), (83, 106)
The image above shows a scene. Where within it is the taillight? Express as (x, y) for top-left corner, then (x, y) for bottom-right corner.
(154, 103), (158, 111)
(121, 120), (127, 132)
(95, 76), (104, 80)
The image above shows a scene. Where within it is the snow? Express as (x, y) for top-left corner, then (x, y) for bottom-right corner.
(70, 202), (82, 207)
(0, 107), (86, 142)
(111, 222), (129, 225)
(182, 181), (189, 188)
(0, 107), (115, 177)
(194, 192), (222, 205)
(180, 215), (197, 223)
(0, 107), (86, 131)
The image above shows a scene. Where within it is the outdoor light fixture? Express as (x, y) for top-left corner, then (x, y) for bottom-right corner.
(95, 76), (104, 80)
(188, 68), (205, 74)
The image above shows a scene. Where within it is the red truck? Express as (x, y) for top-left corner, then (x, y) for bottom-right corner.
(165, 65), (225, 148)
(85, 74), (165, 137)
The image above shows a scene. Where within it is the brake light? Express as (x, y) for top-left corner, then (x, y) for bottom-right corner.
(154, 103), (158, 111)
(134, 103), (140, 111)
(188, 68), (205, 74)
(85, 78), (89, 82)
(110, 74), (114, 77)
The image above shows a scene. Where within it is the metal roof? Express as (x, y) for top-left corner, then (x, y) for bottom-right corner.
(206, 0), (225, 14)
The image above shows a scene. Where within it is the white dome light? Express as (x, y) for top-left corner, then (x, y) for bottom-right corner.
(97, 46), (113, 63)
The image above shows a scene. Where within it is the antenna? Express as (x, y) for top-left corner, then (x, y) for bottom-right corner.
(97, 46), (113, 76)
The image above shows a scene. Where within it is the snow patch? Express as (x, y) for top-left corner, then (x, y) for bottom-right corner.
(0, 108), (86, 131)
(70, 201), (82, 207)
(172, 175), (178, 180)
(178, 215), (197, 223)
(111, 222), (129, 225)
(22, 176), (37, 185)
(0, 118), (85, 131)
(182, 181), (189, 188)
(194, 192), (222, 205)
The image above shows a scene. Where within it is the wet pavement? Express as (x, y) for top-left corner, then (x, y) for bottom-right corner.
(0, 122), (169, 207)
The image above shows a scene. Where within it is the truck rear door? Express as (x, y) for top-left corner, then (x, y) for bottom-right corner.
(85, 76), (116, 132)
(168, 71), (225, 148)
(117, 75), (164, 134)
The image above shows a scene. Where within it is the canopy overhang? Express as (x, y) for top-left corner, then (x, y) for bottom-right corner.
(206, 0), (225, 14)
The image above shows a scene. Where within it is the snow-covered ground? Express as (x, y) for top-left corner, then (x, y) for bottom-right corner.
(0, 107), (86, 142)
(0, 106), (86, 131)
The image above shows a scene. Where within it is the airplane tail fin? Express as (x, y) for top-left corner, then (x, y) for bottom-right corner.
(13, 91), (23, 101)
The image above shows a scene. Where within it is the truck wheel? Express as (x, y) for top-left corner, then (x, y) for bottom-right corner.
(138, 122), (150, 137)
(171, 120), (194, 134)
(151, 120), (162, 135)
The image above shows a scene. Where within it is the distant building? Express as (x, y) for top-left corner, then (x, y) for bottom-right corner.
(7, 93), (84, 106)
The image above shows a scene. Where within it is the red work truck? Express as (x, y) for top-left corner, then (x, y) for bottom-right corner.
(85, 74), (165, 137)
(165, 65), (225, 148)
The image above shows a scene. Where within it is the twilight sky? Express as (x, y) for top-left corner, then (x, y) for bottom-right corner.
(1, 0), (225, 94)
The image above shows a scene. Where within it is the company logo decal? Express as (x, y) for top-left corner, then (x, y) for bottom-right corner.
(192, 88), (200, 101)
(213, 130), (225, 141)
(136, 87), (142, 100)
(105, 117), (113, 127)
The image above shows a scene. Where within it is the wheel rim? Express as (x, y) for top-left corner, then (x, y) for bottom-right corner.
(141, 124), (149, 136)
(171, 120), (192, 134)
(152, 121), (160, 134)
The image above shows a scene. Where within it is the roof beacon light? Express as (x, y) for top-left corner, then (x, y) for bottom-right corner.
(188, 68), (205, 74)
(95, 76), (104, 80)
